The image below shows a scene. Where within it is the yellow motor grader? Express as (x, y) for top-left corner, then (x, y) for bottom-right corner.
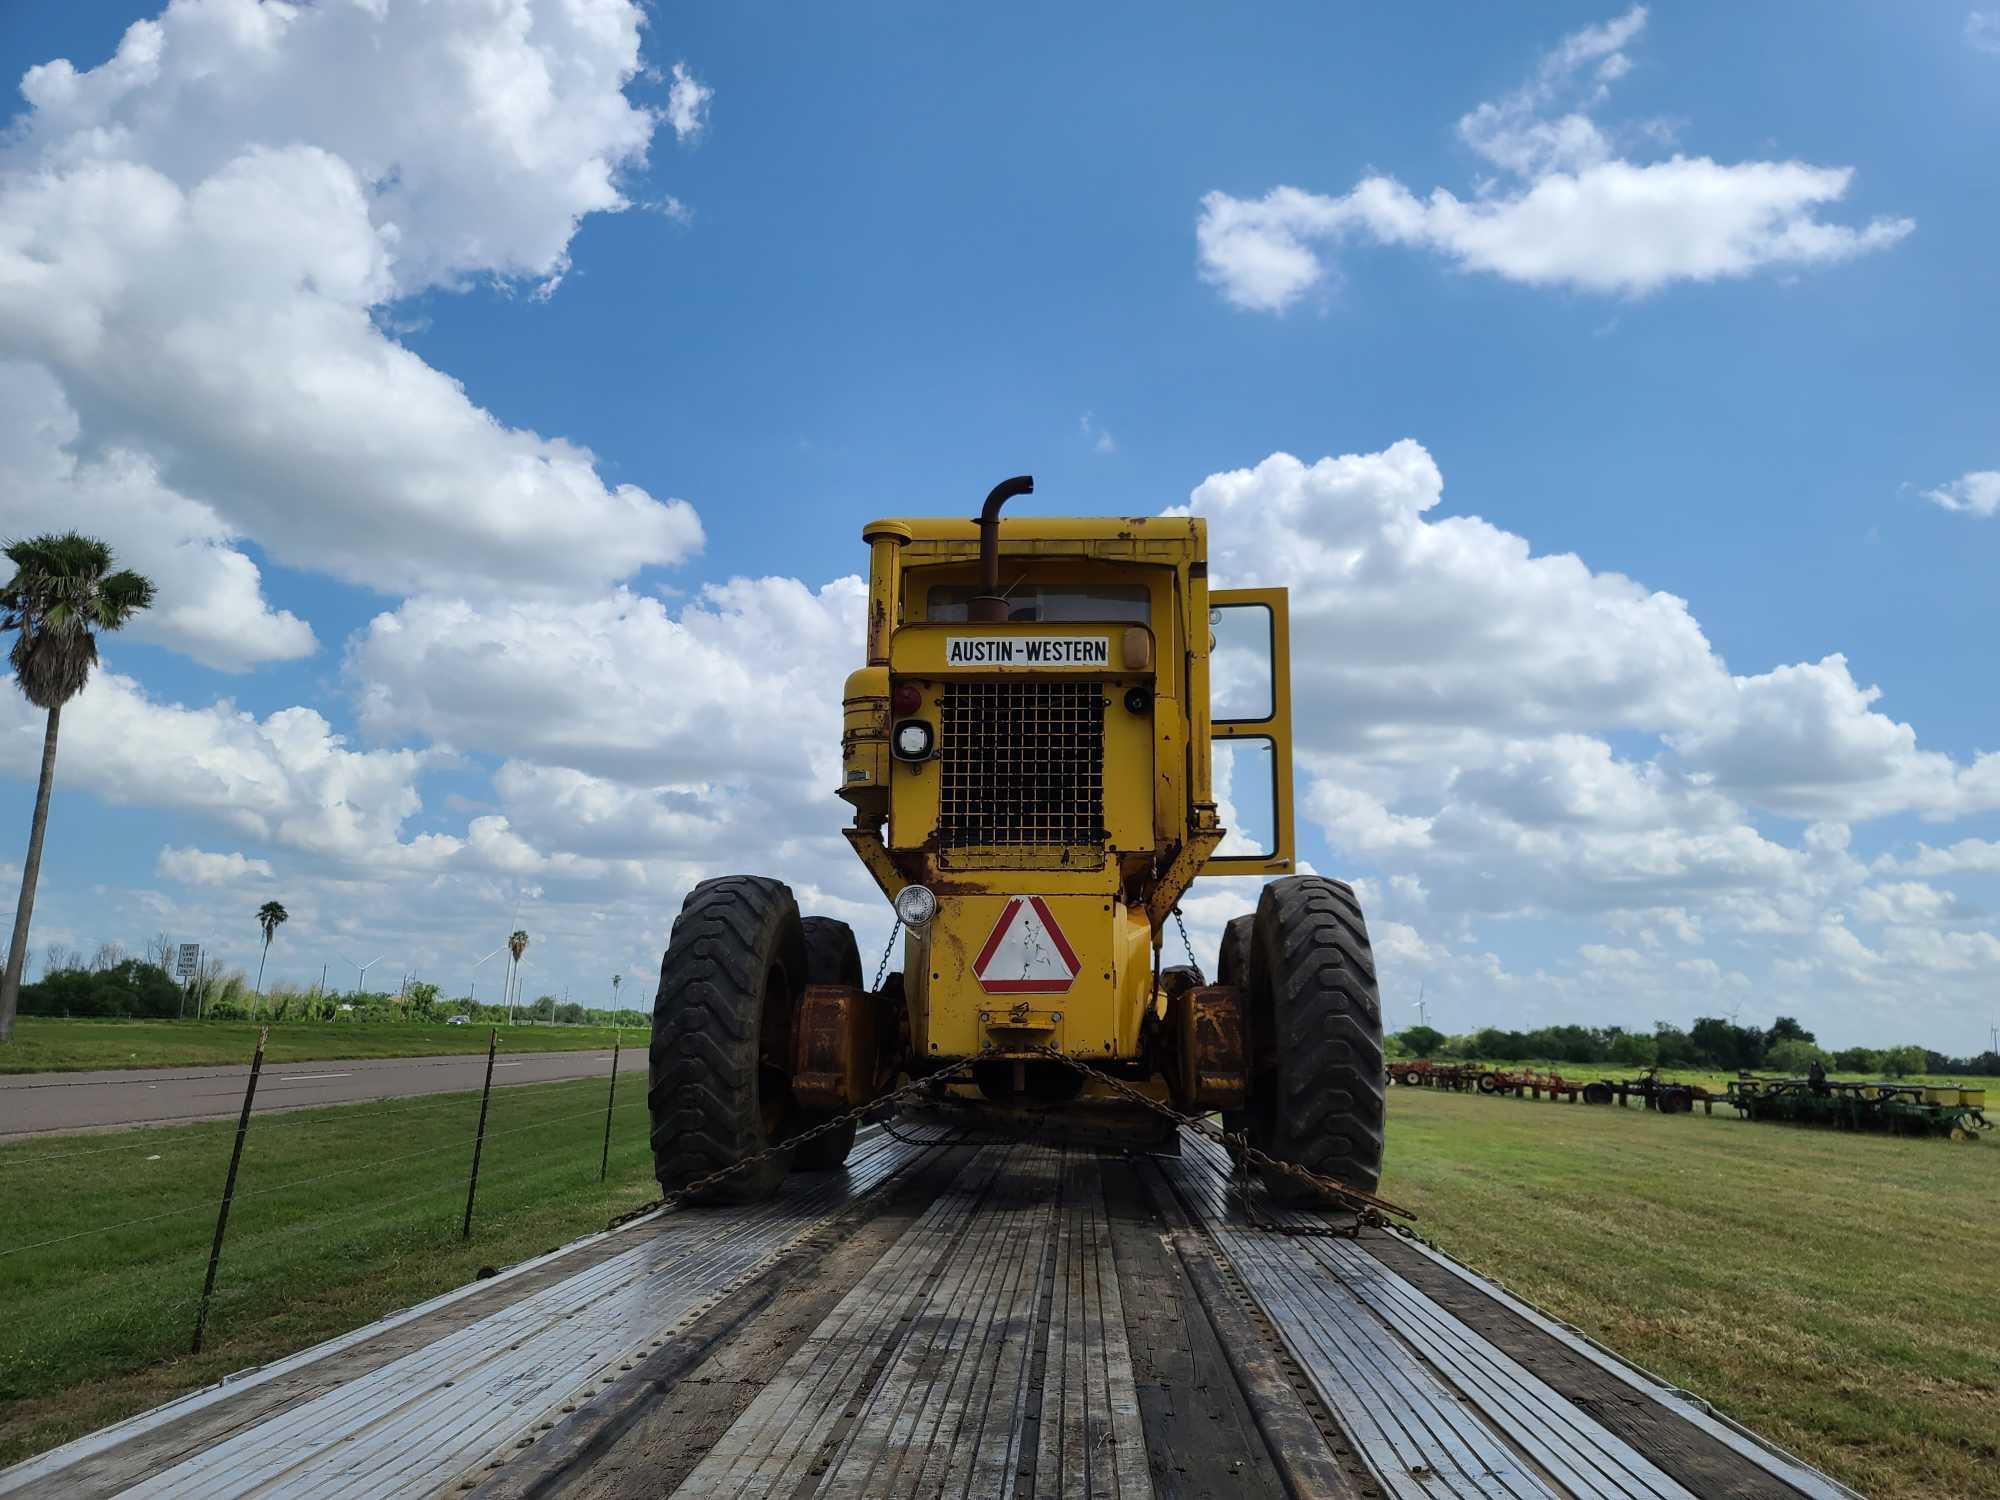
(649, 478), (1384, 1201)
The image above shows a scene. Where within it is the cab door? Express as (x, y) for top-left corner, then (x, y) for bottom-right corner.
(1201, 587), (1295, 876)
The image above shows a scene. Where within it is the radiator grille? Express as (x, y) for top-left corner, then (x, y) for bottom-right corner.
(938, 681), (1105, 847)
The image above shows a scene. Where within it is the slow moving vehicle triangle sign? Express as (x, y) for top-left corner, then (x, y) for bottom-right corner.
(972, 896), (1080, 994)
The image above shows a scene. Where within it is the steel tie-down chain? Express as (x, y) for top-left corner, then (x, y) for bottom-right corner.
(605, 1039), (1419, 1245)
(870, 919), (902, 994)
(1172, 907), (1204, 984)
(604, 1057), (973, 1233)
(1023, 1044), (1418, 1236)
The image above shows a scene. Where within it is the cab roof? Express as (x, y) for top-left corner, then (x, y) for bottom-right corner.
(863, 515), (1203, 552)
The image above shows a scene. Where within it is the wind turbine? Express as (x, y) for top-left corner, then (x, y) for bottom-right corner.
(341, 953), (387, 1000)
(468, 947), (502, 1006)
(509, 956), (530, 1024)
(1415, 981), (1429, 1031)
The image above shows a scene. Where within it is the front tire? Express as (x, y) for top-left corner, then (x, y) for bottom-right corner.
(1245, 877), (1386, 1202)
(650, 876), (805, 1203)
(1217, 914), (1257, 1161)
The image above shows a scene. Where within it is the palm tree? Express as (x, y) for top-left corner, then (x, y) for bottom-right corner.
(254, 900), (288, 1009)
(506, 929), (529, 1024)
(0, 534), (154, 1043)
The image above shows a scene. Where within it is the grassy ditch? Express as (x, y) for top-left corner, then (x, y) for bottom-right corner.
(1380, 1085), (2000, 1500)
(0, 1018), (634, 1074)
(0, 1072), (658, 1467)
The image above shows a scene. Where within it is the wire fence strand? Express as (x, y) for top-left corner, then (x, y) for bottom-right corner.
(0, 1091), (651, 1259)
(0, 1068), (625, 1168)
(0, 1035), (634, 1090)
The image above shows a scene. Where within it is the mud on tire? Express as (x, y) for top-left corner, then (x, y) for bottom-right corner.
(649, 876), (806, 1203)
(1216, 914), (1257, 1158)
(791, 916), (863, 1171)
(1245, 877), (1386, 1202)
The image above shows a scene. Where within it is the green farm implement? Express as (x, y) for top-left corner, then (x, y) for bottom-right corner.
(1724, 1076), (1991, 1139)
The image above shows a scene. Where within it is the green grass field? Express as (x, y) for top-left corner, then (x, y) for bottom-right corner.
(0, 1073), (659, 1466)
(1380, 1086), (1999, 1500)
(0, 1017), (635, 1073)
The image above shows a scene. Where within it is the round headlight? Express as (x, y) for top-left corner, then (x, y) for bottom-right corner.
(893, 884), (937, 928)
(892, 719), (934, 760)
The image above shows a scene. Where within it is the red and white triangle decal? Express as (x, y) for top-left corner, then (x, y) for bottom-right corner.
(972, 897), (1081, 994)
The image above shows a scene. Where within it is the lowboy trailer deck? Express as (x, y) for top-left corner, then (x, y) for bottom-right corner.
(3, 1124), (1854, 1500)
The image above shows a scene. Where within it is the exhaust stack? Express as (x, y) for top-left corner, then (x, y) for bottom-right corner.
(968, 475), (1034, 623)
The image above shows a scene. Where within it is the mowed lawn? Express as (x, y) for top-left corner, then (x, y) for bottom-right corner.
(1380, 1085), (2000, 1500)
(0, 1073), (661, 1467)
(0, 1017), (637, 1073)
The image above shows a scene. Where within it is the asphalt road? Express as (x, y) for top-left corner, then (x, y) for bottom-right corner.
(0, 1049), (622, 1138)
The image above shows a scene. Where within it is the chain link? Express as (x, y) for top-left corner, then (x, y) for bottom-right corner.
(870, 920), (902, 993)
(1172, 907), (1204, 985)
(1022, 1045), (1415, 1233)
(606, 1030), (1421, 1247)
(604, 1058), (972, 1233)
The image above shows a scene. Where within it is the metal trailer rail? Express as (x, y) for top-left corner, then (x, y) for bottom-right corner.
(2, 1126), (1860, 1500)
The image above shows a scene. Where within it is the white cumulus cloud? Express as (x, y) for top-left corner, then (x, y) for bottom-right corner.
(1197, 8), (1910, 311)
(1921, 471), (2000, 517)
(0, 360), (313, 671)
(665, 62), (714, 142)
(156, 846), (274, 885)
(0, 0), (701, 611)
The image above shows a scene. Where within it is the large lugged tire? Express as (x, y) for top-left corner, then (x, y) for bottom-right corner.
(792, 916), (863, 1171)
(650, 876), (806, 1203)
(1216, 914), (1257, 1159)
(1246, 877), (1385, 1202)
(801, 915), (863, 989)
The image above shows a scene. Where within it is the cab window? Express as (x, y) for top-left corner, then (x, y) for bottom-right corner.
(925, 584), (1151, 623)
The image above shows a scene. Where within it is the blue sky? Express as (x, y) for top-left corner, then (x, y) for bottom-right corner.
(1, 2), (1996, 1048)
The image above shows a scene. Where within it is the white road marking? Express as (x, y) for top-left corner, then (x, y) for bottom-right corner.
(277, 1073), (352, 1082)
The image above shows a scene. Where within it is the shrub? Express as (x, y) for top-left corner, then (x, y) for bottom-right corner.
(1608, 1031), (1657, 1068)
(1763, 1038), (1830, 1075)
(1395, 1025), (1445, 1058)
(19, 960), (182, 1018)
(1879, 1045), (1928, 1078)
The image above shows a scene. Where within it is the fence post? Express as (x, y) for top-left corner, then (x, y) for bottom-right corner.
(462, 1028), (499, 1240)
(192, 1025), (268, 1355)
(600, 1031), (622, 1182)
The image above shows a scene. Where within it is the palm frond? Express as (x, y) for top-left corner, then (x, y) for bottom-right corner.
(93, 571), (158, 628)
(2, 532), (155, 710)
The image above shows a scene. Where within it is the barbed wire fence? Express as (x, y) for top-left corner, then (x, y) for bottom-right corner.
(0, 1028), (653, 1378)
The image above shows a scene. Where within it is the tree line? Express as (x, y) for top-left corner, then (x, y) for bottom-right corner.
(1389, 1015), (2000, 1078)
(16, 947), (647, 1029)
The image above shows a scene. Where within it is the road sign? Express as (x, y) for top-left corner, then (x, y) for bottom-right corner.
(176, 943), (200, 978)
(972, 897), (1079, 994)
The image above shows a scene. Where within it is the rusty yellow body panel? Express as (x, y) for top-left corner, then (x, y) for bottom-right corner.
(839, 501), (1294, 1081)
(904, 894), (1153, 1059)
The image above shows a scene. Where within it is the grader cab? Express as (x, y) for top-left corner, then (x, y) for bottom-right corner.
(649, 478), (1385, 1202)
